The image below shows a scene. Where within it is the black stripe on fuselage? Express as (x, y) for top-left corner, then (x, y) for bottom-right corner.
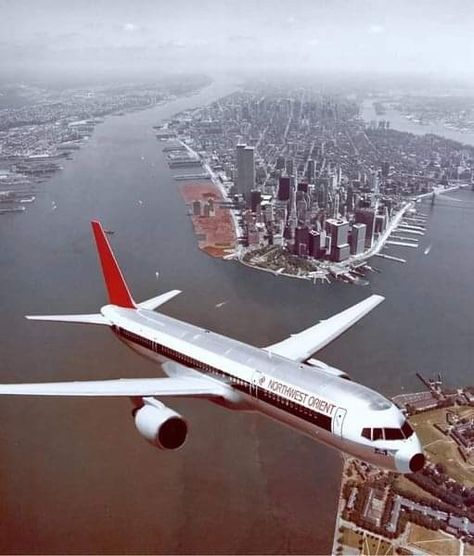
(115, 326), (333, 434)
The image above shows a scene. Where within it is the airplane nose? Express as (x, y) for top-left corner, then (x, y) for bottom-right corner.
(395, 434), (425, 474)
(409, 452), (425, 473)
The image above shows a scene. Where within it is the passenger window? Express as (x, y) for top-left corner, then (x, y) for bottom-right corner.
(372, 428), (384, 441)
(361, 428), (371, 440)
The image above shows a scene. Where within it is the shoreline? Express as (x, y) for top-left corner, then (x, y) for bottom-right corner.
(177, 138), (244, 240)
(236, 183), (470, 284)
(169, 110), (471, 284)
(331, 394), (474, 554)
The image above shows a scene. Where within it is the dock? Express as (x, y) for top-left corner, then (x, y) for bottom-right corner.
(386, 240), (418, 248)
(395, 227), (424, 236)
(389, 235), (419, 243)
(374, 253), (406, 263)
(174, 173), (209, 181)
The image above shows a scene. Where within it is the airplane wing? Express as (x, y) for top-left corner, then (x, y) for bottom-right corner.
(0, 376), (228, 398)
(266, 294), (384, 362)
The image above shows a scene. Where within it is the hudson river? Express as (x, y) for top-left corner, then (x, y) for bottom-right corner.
(1, 82), (473, 554)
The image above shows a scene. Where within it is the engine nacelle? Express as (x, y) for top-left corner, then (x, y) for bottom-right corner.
(306, 358), (351, 380)
(133, 399), (187, 450)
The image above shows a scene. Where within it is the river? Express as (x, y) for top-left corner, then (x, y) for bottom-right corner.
(361, 99), (474, 147)
(0, 81), (473, 554)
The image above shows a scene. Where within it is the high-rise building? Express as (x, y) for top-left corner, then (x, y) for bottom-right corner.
(288, 183), (298, 232)
(375, 214), (386, 234)
(277, 176), (290, 201)
(309, 230), (326, 258)
(346, 185), (354, 212)
(236, 144), (255, 200)
(355, 208), (376, 248)
(350, 223), (366, 255)
(297, 181), (309, 193)
(325, 218), (349, 248)
(250, 189), (262, 212)
(325, 218), (350, 261)
(307, 159), (315, 183)
(294, 226), (309, 257)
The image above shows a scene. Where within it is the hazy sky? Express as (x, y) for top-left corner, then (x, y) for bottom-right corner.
(1, 0), (473, 81)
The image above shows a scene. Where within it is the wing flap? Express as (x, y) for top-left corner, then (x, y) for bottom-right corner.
(0, 376), (227, 397)
(266, 294), (384, 361)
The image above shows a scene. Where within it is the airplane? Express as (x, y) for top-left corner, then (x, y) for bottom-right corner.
(0, 221), (425, 474)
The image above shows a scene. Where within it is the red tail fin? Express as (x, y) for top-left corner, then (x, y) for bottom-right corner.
(91, 221), (135, 308)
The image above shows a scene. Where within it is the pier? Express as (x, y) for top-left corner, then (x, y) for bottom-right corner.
(395, 228), (425, 236)
(386, 240), (418, 248)
(174, 173), (209, 181)
(374, 252), (406, 263)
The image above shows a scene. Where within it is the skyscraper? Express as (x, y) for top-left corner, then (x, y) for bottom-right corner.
(236, 144), (255, 200)
(294, 226), (309, 257)
(355, 208), (376, 248)
(350, 223), (366, 255)
(307, 159), (315, 183)
(277, 176), (291, 201)
(325, 218), (350, 262)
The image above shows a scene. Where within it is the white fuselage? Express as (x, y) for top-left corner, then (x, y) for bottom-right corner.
(102, 305), (424, 474)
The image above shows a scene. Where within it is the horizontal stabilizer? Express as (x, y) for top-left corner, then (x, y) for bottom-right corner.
(0, 376), (228, 397)
(266, 294), (384, 362)
(137, 290), (182, 311)
(26, 314), (109, 325)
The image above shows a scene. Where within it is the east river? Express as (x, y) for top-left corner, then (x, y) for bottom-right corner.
(1, 82), (474, 554)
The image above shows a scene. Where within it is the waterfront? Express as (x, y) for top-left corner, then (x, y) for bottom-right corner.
(1, 81), (474, 554)
(361, 99), (474, 148)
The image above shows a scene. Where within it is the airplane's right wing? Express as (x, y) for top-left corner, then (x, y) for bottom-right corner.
(0, 376), (229, 398)
(266, 294), (384, 362)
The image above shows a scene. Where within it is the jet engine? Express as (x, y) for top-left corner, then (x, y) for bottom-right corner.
(306, 358), (351, 380)
(133, 398), (187, 450)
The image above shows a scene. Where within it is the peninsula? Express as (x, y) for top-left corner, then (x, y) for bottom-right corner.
(162, 82), (474, 284)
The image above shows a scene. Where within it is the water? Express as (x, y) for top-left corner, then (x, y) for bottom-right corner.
(0, 83), (473, 554)
(361, 99), (474, 147)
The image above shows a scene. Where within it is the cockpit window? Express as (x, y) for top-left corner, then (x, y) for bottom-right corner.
(384, 428), (404, 440)
(361, 421), (414, 442)
(401, 421), (414, 438)
(372, 428), (384, 441)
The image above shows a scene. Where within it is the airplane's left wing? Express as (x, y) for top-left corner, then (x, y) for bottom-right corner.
(0, 376), (228, 398)
(266, 294), (384, 362)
